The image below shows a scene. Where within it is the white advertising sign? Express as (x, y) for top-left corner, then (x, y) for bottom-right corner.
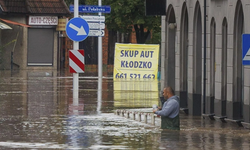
(29, 16), (58, 25)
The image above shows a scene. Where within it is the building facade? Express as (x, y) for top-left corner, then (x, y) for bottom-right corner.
(161, 0), (250, 126)
(0, 0), (70, 70)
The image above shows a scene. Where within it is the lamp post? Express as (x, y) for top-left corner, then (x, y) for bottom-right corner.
(203, 0), (207, 114)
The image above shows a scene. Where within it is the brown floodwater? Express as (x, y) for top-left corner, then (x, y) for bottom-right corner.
(0, 70), (249, 150)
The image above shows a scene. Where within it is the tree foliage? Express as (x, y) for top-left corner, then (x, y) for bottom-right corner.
(64, 0), (161, 44)
(64, 0), (85, 6)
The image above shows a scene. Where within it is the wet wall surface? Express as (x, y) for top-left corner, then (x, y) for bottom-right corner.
(0, 70), (249, 150)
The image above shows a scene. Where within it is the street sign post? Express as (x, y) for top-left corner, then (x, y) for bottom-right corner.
(71, 0), (80, 105)
(69, 1), (107, 109)
(66, 17), (89, 42)
(242, 34), (250, 65)
(97, 0), (103, 114)
(70, 5), (111, 13)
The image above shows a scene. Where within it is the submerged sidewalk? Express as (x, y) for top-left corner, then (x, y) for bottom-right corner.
(114, 108), (250, 132)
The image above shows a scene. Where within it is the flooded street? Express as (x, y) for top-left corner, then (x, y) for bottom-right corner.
(0, 70), (250, 150)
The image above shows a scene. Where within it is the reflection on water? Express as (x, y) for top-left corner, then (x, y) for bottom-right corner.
(27, 71), (56, 119)
(97, 77), (102, 114)
(0, 70), (250, 149)
(113, 79), (159, 108)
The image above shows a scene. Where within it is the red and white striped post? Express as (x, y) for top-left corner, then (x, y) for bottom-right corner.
(69, 50), (85, 73)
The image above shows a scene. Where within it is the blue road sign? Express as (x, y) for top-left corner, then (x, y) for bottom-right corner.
(66, 17), (89, 42)
(242, 34), (250, 65)
(70, 5), (111, 13)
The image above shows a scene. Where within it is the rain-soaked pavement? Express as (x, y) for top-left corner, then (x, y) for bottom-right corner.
(0, 70), (250, 150)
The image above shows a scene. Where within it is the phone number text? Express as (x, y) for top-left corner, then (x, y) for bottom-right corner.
(115, 73), (156, 79)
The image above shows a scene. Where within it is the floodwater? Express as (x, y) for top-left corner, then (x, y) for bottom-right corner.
(0, 70), (250, 150)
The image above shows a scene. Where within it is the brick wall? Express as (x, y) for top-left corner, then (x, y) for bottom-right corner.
(102, 27), (109, 66)
(64, 35), (73, 68)
(131, 28), (137, 43)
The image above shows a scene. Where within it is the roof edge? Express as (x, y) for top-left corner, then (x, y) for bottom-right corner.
(25, 0), (31, 13)
(61, 0), (71, 16)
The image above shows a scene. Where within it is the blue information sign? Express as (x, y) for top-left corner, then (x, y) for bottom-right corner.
(66, 17), (89, 42)
(70, 5), (111, 13)
(242, 34), (250, 65)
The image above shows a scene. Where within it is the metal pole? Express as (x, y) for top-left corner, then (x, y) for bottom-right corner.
(97, 0), (103, 114)
(98, 0), (103, 86)
(97, 77), (102, 114)
(203, 0), (207, 114)
(73, 0), (79, 105)
(11, 52), (13, 70)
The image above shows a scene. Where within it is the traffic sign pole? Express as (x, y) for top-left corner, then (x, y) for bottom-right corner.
(97, 0), (102, 113)
(98, 0), (102, 84)
(73, 0), (79, 105)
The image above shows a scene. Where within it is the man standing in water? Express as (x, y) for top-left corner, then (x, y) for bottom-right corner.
(153, 87), (180, 130)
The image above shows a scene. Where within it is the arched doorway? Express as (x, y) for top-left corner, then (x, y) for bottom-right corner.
(191, 2), (202, 116)
(208, 18), (216, 114)
(163, 5), (176, 91)
(220, 18), (228, 117)
(179, 3), (189, 111)
(229, 0), (244, 120)
(215, 18), (227, 117)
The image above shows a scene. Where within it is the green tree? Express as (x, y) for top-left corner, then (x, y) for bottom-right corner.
(64, 0), (85, 6)
(84, 0), (161, 44)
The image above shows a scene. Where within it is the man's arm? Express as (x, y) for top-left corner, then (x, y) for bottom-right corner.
(154, 100), (178, 117)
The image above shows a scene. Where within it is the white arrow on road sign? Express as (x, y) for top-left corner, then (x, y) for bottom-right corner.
(66, 17), (89, 42)
(88, 23), (105, 29)
(89, 30), (105, 36)
(243, 48), (250, 61)
(69, 23), (87, 36)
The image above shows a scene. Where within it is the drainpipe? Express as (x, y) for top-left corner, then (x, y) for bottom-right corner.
(203, 0), (207, 114)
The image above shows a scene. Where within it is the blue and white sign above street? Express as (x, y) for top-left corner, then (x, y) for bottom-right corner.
(242, 34), (250, 65)
(70, 5), (111, 13)
(66, 17), (89, 42)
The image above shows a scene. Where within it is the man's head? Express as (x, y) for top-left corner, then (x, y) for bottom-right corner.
(163, 86), (175, 99)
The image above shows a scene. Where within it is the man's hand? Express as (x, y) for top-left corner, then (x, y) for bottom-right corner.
(153, 109), (158, 113)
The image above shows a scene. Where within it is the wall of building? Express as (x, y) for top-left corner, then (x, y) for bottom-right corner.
(0, 15), (58, 70)
(161, 0), (250, 125)
(0, 15), (27, 70)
